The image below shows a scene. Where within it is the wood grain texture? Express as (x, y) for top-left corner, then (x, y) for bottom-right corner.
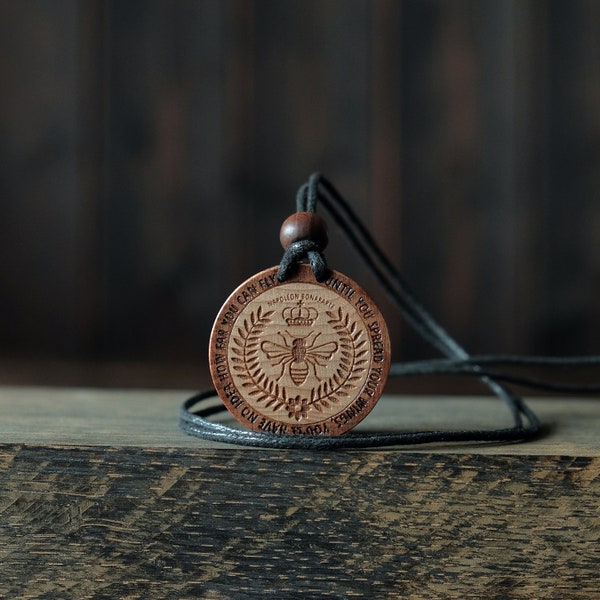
(1, 387), (600, 455)
(2, 1), (600, 372)
(1, 388), (600, 596)
(1, 446), (599, 598)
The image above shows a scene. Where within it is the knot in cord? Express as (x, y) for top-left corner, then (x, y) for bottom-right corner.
(277, 239), (328, 282)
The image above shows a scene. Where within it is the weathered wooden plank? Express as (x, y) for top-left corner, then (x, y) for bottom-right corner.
(0, 387), (599, 597)
(0, 1), (85, 354)
(0, 446), (599, 598)
(0, 387), (599, 455)
(538, 0), (600, 354)
(2, 1), (600, 378)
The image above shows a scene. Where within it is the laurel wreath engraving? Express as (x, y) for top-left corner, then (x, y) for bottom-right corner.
(229, 307), (290, 411)
(230, 305), (368, 420)
(310, 307), (368, 413)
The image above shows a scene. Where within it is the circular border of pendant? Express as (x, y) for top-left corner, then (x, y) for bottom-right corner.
(208, 264), (391, 436)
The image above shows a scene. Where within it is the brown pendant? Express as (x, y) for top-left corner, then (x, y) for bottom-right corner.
(209, 263), (391, 435)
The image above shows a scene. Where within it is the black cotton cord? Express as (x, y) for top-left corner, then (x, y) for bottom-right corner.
(448, 354), (600, 367)
(301, 174), (526, 426)
(389, 360), (600, 394)
(180, 173), (599, 449)
(179, 390), (541, 449)
(277, 240), (328, 282)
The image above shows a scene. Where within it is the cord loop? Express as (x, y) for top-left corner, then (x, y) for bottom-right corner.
(277, 239), (329, 282)
(180, 173), (600, 448)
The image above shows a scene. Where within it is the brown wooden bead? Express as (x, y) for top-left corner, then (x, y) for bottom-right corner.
(279, 212), (328, 250)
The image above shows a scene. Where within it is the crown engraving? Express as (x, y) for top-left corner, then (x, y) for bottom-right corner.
(282, 301), (318, 327)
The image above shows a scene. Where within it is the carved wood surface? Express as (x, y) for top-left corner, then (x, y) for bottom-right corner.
(1, 387), (599, 598)
(209, 265), (391, 435)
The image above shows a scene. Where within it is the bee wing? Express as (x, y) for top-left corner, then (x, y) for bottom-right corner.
(308, 341), (339, 361)
(260, 340), (291, 360)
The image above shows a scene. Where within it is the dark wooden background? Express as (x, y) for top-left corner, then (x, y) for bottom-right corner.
(1, 0), (599, 387)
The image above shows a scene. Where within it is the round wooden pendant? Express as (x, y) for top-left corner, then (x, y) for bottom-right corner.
(209, 264), (391, 436)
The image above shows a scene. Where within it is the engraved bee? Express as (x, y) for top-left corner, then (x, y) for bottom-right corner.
(261, 332), (338, 386)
